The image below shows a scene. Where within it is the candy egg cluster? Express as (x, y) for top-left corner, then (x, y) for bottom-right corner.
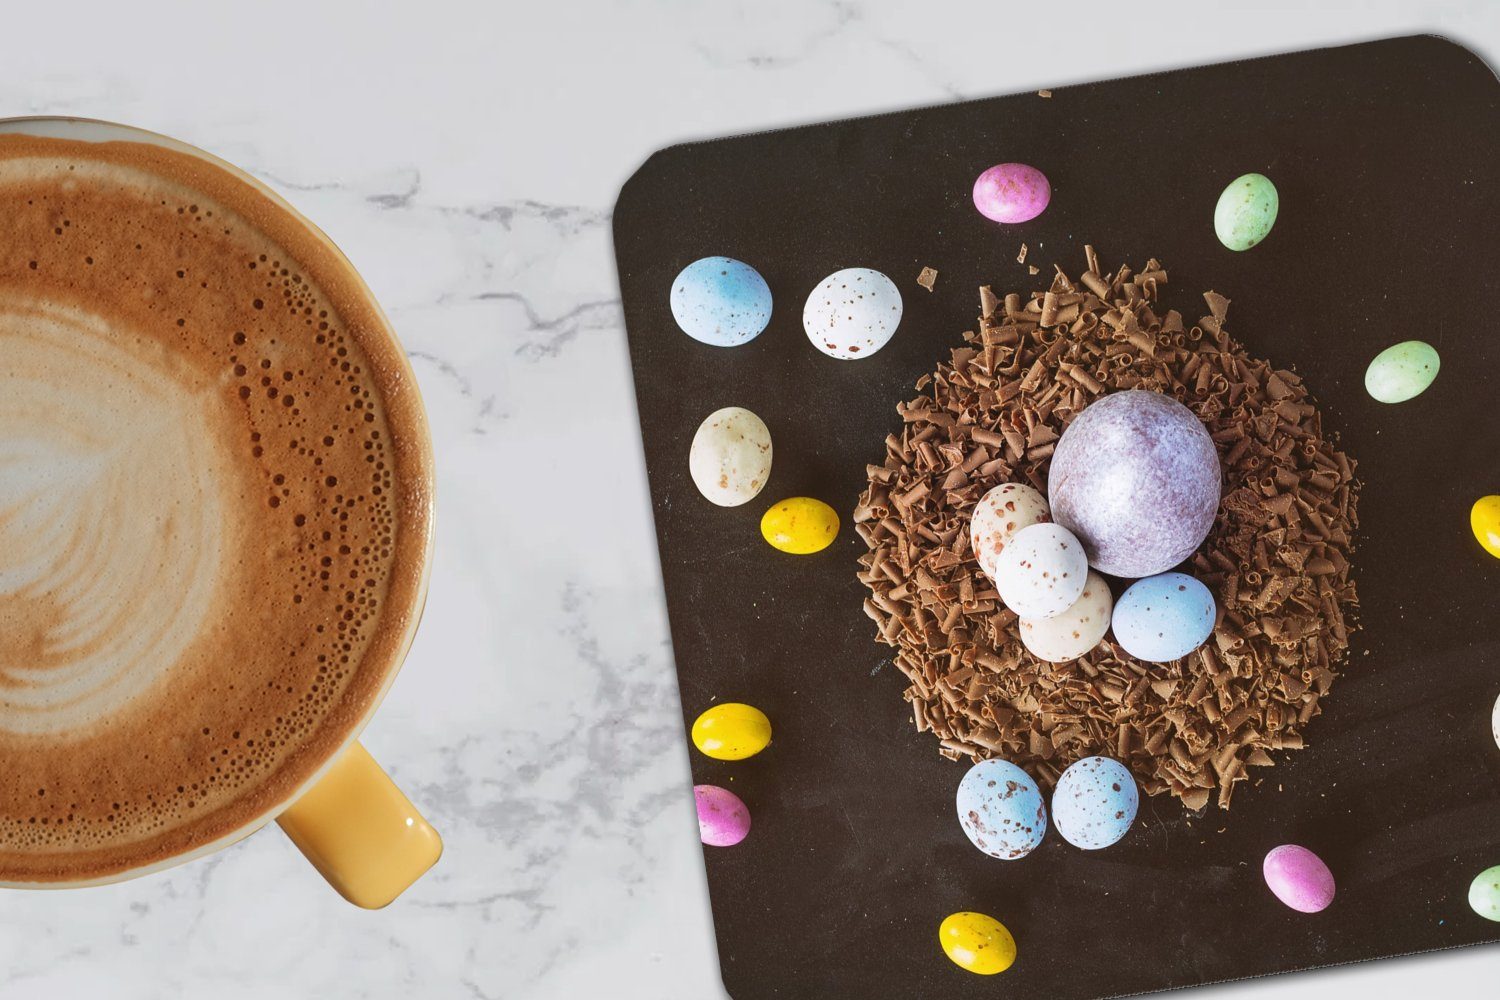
(969, 482), (1050, 582)
(972, 391), (1222, 667)
(954, 756), (1140, 866)
(689, 702), (772, 848)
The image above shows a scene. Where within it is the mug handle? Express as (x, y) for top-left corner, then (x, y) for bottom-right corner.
(276, 741), (442, 908)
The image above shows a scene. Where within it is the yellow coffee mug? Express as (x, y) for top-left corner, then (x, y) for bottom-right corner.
(0, 116), (440, 908)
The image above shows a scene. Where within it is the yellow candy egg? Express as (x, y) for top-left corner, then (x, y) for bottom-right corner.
(939, 912), (1016, 976)
(691, 703), (772, 761)
(760, 497), (839, 554)
(1473, 496), (1500, 559)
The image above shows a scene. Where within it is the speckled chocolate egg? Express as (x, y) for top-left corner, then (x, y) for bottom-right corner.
(993, 522), (1087, 619)
(1492, 692), (1500, 750)
(695, 785), (751, 847)
(1112, 572), (1217, 663)
(972, 162), (1051, 224)
(1365, 340), (1439, 403)
(670, 256), (773, 347)
(1018, 570), (1112, 663)
(1048, 390), (1221, 577)
(688, 406), (772, 506)
(1214, 172), (1278, 251)
(939, 912), (1017, 975)
(955, 759), (1047, 860)
(1052, 756), (1138, 850)
(970, 482), (1051, 584)
(1263, 844), (1336, 913)
(1469, 865), (1500, 921)
(803, 268), (902, 359)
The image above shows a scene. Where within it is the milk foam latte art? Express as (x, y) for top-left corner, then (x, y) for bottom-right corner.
(0, 122), (434, 887)
(0, 297), (230, 734)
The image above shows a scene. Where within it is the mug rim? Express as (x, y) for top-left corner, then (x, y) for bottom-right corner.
(0, 115), (437, 889)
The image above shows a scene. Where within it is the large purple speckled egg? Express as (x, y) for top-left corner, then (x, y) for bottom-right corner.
(1047, 390), (1221, 578)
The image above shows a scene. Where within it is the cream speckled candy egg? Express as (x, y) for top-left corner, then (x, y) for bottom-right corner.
(1492, 692), (1500, 750)
(688, 406), (772, 506)
(803, 268), (902, 359)
(955, 759), (1047, 860)
(1019, 570), (1112, 663)
(970, 483), (1050, 584)
(994, 522), (1087, 619)
(1052, 756), (1138, 850)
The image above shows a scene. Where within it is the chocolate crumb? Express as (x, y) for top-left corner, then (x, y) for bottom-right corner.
(917, 266), (939, 292)
(1027, 265), (1040, 276)
(1017, 244), (1029, 265)
(1038, 89), (1053, 98)
(854, 250), (1360, 812)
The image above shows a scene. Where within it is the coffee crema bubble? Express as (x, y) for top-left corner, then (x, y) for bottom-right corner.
(0, 134), (430, 883)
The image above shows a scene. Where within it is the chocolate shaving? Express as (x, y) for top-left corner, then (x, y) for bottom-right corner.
(917, 266), (938, 292)
(855, 251), (1360, 812)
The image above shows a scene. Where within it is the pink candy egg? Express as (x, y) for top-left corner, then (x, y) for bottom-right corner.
(972, 163), (1051, 223)
(1263, 844), (1336, 913)
(695, 784), (751, 847)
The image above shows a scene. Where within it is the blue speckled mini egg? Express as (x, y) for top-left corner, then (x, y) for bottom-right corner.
(1052, 756), (1138, 850)
(670, 256), (773, 347)
(1111, 572), (1216, 663)
(955, 759), (1047, 860)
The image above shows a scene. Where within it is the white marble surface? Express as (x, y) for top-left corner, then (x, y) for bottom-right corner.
(1, 1), (1498, 997)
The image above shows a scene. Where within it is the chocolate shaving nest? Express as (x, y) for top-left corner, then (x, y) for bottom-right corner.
(854, 250), (1360, 812)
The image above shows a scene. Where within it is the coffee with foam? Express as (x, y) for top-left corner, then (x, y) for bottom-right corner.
(0, 132), (431, 883)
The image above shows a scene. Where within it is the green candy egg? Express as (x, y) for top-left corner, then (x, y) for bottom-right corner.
(1214, 173), (1278, 251)
(1469, 865), (1500, 921)
(1365, 340), (1440, 403)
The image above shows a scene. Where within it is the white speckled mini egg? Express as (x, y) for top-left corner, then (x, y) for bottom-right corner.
(955, 759), (1047, 860)
(1492, 692), (1500, 750)
(688, 406), (772, 506)
(802, 267), (902, 359)
(1018, 570), (1112, 663)
(970, 483), (1050, 584)
(1052, 757), (1138, 850)
(994, 522), (1087, 619)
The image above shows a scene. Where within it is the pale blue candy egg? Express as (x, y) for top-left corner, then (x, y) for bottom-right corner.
(670, 256), (773, 347)
(1112, 572), (1216, 663)
(955, 759), (1047, 860)
(1052, 756), (1138, 850)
